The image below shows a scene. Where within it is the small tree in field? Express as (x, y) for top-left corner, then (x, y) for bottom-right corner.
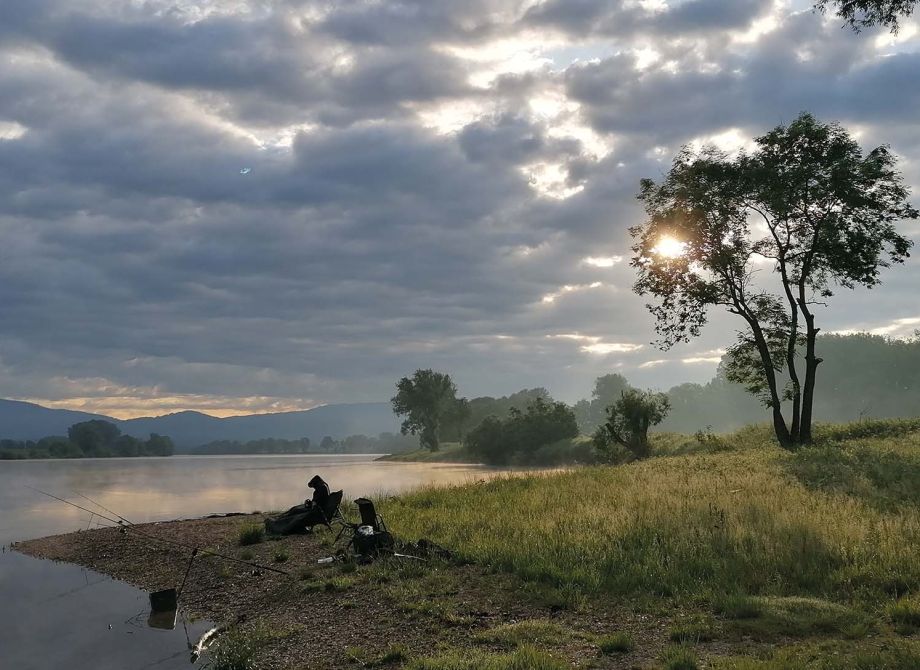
(593, 389), (670, 460)
(632, 113), (916, 449)
(816, 0), (917, 32)
(391, 369), (460, 451)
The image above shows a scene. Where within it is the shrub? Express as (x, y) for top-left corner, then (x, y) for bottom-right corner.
(597, 632), (633, 654)
(237, 523), (265, 546)
(273, 548), (289, 563)
(464, 398), (578, 465)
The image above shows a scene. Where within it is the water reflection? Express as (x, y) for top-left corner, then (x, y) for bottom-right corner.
(0, 454), (530, 670)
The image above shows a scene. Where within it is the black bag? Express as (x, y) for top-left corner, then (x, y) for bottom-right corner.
(354, 529), (394, 556)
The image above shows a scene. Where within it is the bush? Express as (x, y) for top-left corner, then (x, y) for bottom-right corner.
(464, 398), (578, 465)
(237, 523), (265, 546)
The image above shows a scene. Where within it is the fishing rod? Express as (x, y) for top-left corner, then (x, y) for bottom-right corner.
(73, 491), (136, 527)
(26, 486), (292, 576)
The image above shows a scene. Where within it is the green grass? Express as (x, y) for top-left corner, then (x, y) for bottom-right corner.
(406, 645), (567, 670)
(273, 548), (289, 563)
(712, 593), (763, 619)
(597, 632), (633, 654)
(237, 523), (265, 546)
(711, 639), (920, 669)
(473, 620), (576, 648)
(888, 595), (920, 633)
(661, 645), (699, 670)
(380, 421), (920, 608)
(377, 442), (472, 462)
(210, 625), (272, 670)
(723, 596), (870, 641)
(669, 616), (716, 643)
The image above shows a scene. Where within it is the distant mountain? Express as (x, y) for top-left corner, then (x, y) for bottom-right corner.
(0, 399), (401, 449)
(0, 399), (112, 440)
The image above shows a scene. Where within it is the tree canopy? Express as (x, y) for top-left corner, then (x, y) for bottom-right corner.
(816, 0), (918, 31)
(391, 369), (461, 451)
(632, 113), (916, 448)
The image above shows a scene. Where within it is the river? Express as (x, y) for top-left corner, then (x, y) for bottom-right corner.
(0, 454), (521, 670)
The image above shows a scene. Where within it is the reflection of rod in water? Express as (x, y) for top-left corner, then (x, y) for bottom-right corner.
(26, 486), (292, 575)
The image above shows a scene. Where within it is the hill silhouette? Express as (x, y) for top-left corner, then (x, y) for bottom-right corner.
(0, 400), (399, 449)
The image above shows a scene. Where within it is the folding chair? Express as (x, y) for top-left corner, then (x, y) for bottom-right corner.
(315, 490), (344, 532)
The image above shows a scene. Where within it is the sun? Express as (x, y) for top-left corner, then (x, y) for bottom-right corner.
(653, 235), (686, 259)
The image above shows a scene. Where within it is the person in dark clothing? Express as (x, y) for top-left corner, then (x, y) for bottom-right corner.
(306, 474), (330, 508)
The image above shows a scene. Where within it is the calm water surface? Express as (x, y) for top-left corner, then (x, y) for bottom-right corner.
(0, 454), (520, 670)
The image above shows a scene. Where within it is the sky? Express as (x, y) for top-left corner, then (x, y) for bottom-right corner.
(0, 0), (919, 419)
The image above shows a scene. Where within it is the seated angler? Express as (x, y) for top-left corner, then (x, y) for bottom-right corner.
(305, 474), (330, 508)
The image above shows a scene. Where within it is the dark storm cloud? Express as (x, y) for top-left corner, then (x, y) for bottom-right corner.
(523, 0), (772, 36)
(0, 0), (918, 414)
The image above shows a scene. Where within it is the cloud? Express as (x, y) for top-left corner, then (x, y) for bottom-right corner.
(0, 0), (917, 416)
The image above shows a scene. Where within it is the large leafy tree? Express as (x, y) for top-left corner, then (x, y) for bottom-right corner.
(632, 113), (916, 449)
(391, 369), (461, 451)
(816, 0), (917, 31)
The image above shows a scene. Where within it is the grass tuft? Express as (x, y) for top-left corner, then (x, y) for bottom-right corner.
(888, 595), (920, 633)
(406, 645), (566, 670)
(237, 523), (264, 547)
(474, 620), (573, 648)
(669, 616), (716, 643)
(597, 632), (633, 654)
(661, 645), (699, 670)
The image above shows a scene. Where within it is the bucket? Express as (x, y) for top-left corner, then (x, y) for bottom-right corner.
(149, 588), (178, 612)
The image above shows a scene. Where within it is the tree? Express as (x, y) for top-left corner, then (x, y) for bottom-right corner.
(68, 420), (121, 456)
(816, 0), (917, 31)
(573, 373), (632, 433)
(632, 113), (916, 449)
(391, 369), (460, 451)
(144, 433), (175, 457)
(441, 397), (472, 442)
(593, 389), (670, 460)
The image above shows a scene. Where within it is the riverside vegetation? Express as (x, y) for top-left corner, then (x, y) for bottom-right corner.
(22, 417), (920, 669)
(373, 418), (920, 669)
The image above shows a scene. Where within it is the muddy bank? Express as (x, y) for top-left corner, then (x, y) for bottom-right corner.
(15, 515), (659, 669)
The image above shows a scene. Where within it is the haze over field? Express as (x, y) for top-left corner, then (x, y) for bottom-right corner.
(1, 0), (919, 418)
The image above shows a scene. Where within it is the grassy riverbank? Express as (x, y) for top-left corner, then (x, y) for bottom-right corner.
(17, 419), (920, 669)
(378, 442), (474, 462)
(377, 419), (920, 667)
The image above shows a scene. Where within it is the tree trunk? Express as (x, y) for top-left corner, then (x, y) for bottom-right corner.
(797, 282), (821, 445)
(748, 318), (794, 449)
(800, 324), (821, 444)
(777, 256), (802, 443)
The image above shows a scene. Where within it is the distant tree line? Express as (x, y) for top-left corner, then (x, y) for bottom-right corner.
(392, 332), (920, 464)
(0, 420), (174, 460)
(189, 432), (418, 455)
